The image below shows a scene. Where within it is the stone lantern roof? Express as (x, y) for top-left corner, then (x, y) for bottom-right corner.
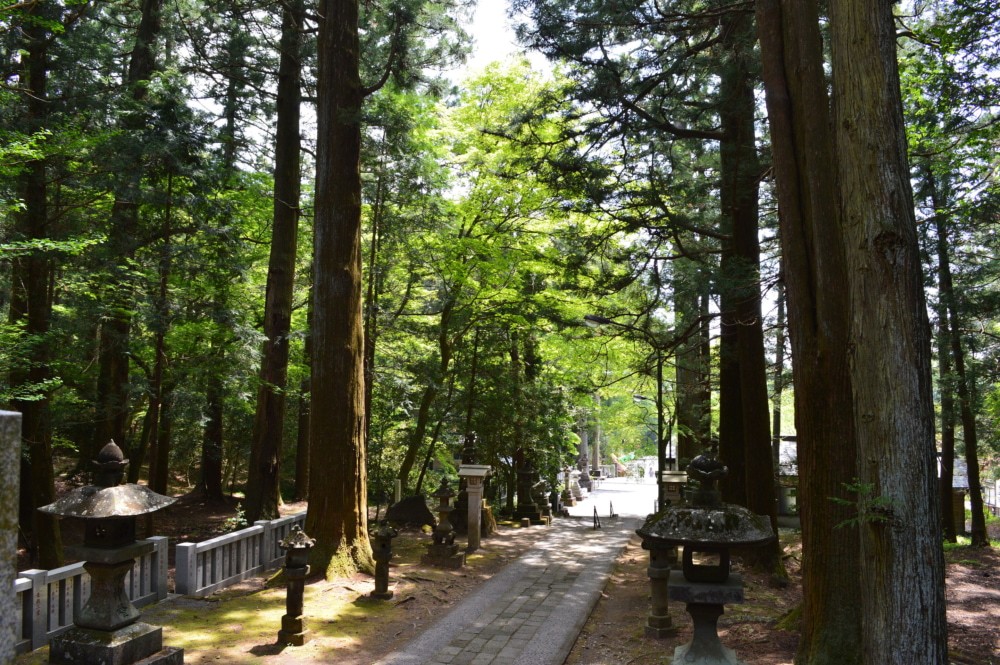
(39, 441), (175, 520)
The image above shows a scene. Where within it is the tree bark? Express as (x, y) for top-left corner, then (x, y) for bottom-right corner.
(936, 212), (988, 547)
(928, 168), (957, 542)
(245, 0), (304, 523)
(11, 13), (63, 568)
(294, 303), (312, 502)
(717, 4), (781, 571)
(90, 0), (164, 463)
(829, 1), (947, 661)
(306, 0), (374, 577)
(199, 373), (224, 500)
(755, 1), (862, 661)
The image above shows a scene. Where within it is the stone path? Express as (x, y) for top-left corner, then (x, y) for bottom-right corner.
(375, 478), (655, 665)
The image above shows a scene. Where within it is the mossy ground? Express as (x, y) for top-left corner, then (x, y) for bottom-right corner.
(16, 521), (549, 665)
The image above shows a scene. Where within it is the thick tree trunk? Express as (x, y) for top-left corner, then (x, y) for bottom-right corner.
(674, 262), (709, 465)
(132, 176), (174, 485)
(90, 0), (164, 463)
(929, 173), (958, 542)
(717, 5), (780, 573)
(829, 1), (947, 661)
(245, 0), (304, 523)
(294, 377), (311, 501)
(950, 315), (988, 546)
(306, 0), (374, 577)
(755, 1), (862, 662)
(936, 214), (988, 547)
(294, 312), (312, 502)
(716, 290), (744, 503)
(199, 374), (224, 500)
(11, 16), (62, 568)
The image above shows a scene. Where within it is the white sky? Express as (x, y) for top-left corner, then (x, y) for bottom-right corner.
(459, 0), (549, 78)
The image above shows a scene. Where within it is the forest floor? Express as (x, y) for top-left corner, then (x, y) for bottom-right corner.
(16, 489), (1000, 664)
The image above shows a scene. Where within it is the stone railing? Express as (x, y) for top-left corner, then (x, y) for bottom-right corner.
(13, 536), (168, 655)
(174, 512), (306, 597)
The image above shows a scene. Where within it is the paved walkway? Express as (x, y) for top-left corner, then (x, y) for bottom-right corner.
(375, 478), (656, 665)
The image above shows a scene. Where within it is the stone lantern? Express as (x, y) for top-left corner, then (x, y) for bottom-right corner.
(421, 477), (465, 568)
(278, 525), (315, 646)
(561, 466), (576, 507)
(370, 521), (399, 599)
(637, 455), (774, 664)
(39, 440), (182, 665)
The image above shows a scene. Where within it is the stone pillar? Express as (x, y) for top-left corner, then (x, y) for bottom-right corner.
(513, 455), (541, 524)
(643, 544), (678, 638)
(280, 565), (310, 645)
(578, 429), (592, 490)
(0, 411), (21, 664)
(278, 527), (315, 646)
(452, 433), (480, 534)
(370, 522), (398, 600)
(458, 465), (489, 551)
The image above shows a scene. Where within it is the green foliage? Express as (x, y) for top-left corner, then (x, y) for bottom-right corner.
(222, 503), (248, 532)
(830, 480), (899, 530)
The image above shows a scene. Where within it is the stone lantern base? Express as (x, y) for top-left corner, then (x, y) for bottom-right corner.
(667, 571), (745, 665)
(50, 622), (183, 665)
(421, 541), (465, 569)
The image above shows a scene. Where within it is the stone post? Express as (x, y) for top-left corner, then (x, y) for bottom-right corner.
(642, 544), (678, 637)
(0, 411), (21, 664)
(459, 465), (490, 551)
(513, 456), (541, 524)
(370, 522), (398, 600)
(278, 526), (315, 646)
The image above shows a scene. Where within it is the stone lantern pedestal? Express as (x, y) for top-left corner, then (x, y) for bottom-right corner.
(422, 478), (465, 569)
(457, 465), (490, 552)
(668, 571), (746, 665)
(532, 480), (552, 525)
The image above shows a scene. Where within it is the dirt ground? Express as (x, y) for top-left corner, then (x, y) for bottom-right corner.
(565, 530), (1000, 665)
(17, 493), (1000, 664)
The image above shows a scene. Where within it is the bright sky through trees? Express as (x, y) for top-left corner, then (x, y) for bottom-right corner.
(461, 0), (548, 76)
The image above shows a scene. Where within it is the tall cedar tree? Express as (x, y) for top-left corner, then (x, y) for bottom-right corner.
(245, 0), (305, 523)
(306, 0), (375, 576)
(829, 1), (947, 660)
(9, 3), (66, 568)
(935, 207), (990, 547)
(91, 0), (164, 467)
(714, 4), (780, 572)
(755, 1), (861, 661)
